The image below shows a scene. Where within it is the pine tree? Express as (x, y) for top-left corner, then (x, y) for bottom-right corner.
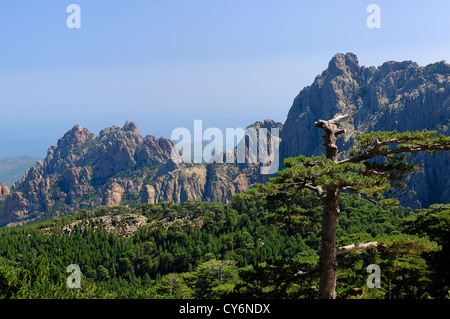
(402, 204), (450, 298)
(194, 259), (241, 298)
(234, 113), (450, 299)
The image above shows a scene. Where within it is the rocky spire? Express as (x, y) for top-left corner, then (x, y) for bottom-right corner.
(0, 183), (10, 196)
(122, 121), (140, 135)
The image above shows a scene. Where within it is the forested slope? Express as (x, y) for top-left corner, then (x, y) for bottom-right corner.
(0, 195), (447, 299)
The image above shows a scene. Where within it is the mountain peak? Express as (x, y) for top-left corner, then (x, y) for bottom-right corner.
(246, 119), (283, 131)
(122, 121), (140, 134)
(327, 52), (360, 76)
(57, 124), (93, 148)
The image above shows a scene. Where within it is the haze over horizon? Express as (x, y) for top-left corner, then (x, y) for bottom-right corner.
(2, 0), (450, 158)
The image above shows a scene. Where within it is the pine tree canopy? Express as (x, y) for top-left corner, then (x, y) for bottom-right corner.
(235, 130), (450, 207)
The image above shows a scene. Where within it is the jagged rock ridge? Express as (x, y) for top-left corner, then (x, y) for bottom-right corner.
(0, 120), (280, 226)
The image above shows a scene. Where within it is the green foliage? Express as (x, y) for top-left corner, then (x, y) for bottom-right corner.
(194, 259), (241, 298)
(0, 196), (447, 299)
(0, 200), (314, 298)
(156, 273), (194, 299)
(353, 130), (449, 153)
(0, 256), (105, 299)
(234, 149), (422, 208)
(401, 204), (450, 298)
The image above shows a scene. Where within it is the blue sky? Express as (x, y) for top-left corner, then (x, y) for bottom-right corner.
(1, 0), (450, 158)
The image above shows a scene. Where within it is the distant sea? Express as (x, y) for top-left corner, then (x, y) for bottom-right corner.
(0, 156), (42, 187)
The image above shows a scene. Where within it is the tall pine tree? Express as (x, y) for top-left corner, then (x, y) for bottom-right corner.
(234, 113), (450, 299)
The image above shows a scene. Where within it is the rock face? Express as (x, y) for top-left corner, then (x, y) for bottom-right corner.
(280, 52), (450, 208)
(0, 183), (10, 197)
(0, 120), (280, 226)
(42, 213), (150, 238)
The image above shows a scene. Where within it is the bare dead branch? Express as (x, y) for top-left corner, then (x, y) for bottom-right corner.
(362, 169), (398, 176)
(336, 242), (379, 255)
(304, 184), (325, 201)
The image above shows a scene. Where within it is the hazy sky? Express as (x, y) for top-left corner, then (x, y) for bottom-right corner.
(1, 0), (450, 158)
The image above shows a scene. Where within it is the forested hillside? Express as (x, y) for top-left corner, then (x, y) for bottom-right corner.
(0, 195), (448, 299)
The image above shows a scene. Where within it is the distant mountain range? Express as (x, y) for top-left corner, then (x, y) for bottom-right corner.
(0, 120), (279, 226)
(0, 156), (41, 187)
(0, 53), (448, 227)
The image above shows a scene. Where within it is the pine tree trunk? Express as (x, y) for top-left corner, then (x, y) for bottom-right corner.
(314, 114), (348, 299)
(318, 186), (340, 299)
